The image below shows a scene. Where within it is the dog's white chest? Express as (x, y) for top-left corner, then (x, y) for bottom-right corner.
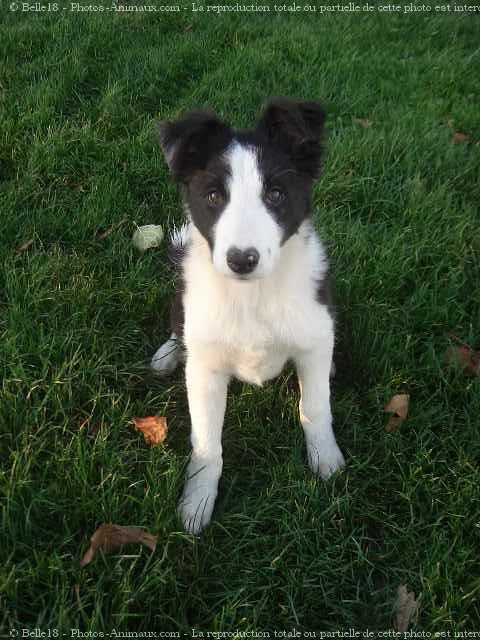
(233, 344), (288, 384)
(184, 281), (329, 385)
(209, 340), (289, 385)
(184, 290), (294, 384)
(182, 222), (332, 385)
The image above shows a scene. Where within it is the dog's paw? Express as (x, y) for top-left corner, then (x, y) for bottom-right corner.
(306, 438), (345, 480)
(151, 337), (181, 376)
(179, 488), (216, 535)
(178, 458), (221, 534)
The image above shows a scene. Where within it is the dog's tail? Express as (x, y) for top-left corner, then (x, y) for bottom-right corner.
(168, 223), (190, 268)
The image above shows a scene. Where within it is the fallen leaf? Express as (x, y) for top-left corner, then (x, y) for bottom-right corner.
(353, 117), (372, 128)
(393, 584), (418, 632)
(444, 337), (480, 377)
(131, 415), (168, 445)
(80, 523), (157, 567)
(94, 217), (127, 241)
(384, 393), (409, 433)
(15, 239), (33, 254)
(451, 131), (472, 145)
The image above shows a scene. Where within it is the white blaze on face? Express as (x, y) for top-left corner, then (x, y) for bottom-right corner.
(212, 143), (283, 279)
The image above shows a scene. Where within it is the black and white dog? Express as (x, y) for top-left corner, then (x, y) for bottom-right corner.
(152, 98), (345, 534)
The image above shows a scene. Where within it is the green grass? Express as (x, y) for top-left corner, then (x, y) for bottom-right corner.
(1, 1), (480, 634)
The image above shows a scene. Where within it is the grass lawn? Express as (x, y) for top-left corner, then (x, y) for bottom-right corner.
(1, 1), (480, 634)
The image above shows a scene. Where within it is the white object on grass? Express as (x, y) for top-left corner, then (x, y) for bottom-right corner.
(132, 224), (164, 252)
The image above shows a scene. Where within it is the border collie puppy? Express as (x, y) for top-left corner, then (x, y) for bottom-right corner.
(152, 98), (345, 534)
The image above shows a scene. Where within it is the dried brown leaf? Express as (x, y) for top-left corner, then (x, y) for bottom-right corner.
(15, 239), (33, 254)
(393, 584), (419, 632)
(353, 117), (372, 128)
(80, 523), (157, 567)
(451, 131), (472, 145)
(131, 415), (168, 445)
(384, 393), (409, 433)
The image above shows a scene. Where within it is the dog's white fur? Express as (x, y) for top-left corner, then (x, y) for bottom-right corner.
(152, 143), (345, 534)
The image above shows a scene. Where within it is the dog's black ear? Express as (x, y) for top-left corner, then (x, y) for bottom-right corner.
(257, 98), (326, 177)
(157, 109), (231, 182)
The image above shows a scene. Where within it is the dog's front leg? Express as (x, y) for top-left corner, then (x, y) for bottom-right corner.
(179, 355), (229, 534)
(295, 346), (345, 479)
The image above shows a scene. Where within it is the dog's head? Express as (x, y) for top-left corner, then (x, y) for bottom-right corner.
(158, 98), (326, 280)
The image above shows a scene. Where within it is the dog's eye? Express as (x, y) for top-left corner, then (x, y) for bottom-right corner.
(266, 188), (284, 205)
(206, 190), (223, 206)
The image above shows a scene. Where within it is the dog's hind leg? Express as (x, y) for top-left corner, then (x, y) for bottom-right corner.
(151, 334), (182, 375)
(151, 288), (185, 375)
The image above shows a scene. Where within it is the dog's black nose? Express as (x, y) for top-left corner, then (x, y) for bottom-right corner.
(226, 247), (260, 275)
